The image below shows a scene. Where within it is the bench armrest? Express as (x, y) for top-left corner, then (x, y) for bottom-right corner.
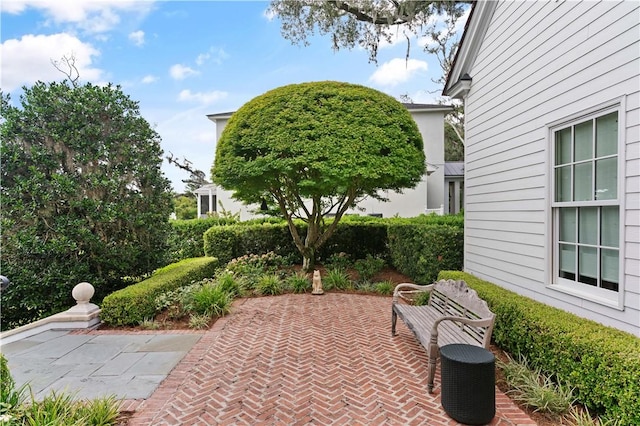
(430, 315), (496, 348)
(393, 283), (434, 303)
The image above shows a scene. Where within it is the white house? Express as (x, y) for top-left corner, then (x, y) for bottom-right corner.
(443, 1), (639, 336)
(205, 103), (452, 219)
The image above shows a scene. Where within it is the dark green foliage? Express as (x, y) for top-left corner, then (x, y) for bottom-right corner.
(438, 271), (640, 425)
(203, 217), (463, 284)
(353, 254), (386, 282)
(100, 257), (218, 326)
(318, 222), (389, 263)
(0, 82), (173, 329)
(212, 81), (426, 269)
(204, 223), (300, 265)
(388, 224), (463, 283)
(204, 221), (390, 267)
(168, 217), (238, 262)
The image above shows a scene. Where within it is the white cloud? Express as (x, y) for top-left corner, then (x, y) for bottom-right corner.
(369, 58), (428, 87)
(141, 74), (157, 84)
(195, 47), (228, 66)
(169, 64), (199, 80)
(0, 33), (103, 92)
(128, 30), (145, 47)
(178, 89), (228, 105)
(0, 0), (154, 34)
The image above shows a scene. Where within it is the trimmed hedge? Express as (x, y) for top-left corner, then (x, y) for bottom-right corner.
(167, 217), (238, 262)
(438, 270), (640, 425)
(388, 224), (463, 283)
(100, 257), (218, 326)
(203, 222), (390, 266)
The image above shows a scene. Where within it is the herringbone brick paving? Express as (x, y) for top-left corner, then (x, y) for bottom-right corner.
(125, 293), (536, 425)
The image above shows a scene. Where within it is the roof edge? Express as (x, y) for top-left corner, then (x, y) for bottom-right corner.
(443, 1), (498, 98)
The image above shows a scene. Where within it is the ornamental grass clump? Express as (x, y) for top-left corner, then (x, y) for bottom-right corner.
(374, 280), (394, 296)
(286, 271), (311, 293)
(186, 283), (232, 317)
(255, 274), (284, 296)
(499, 354), (575, 416)
(323, 267), (352, 291)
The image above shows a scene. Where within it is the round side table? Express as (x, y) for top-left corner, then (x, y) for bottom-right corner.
(440, 343), (495, 425)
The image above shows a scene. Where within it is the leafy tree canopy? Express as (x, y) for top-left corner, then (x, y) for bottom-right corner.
(268, 0), (466, 63)
(0, 81), (173, 328)
(212, 81), (425, 270)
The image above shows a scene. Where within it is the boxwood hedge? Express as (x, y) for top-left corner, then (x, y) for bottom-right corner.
(438, 270), (640, 425)
(100, 257), (218, 326)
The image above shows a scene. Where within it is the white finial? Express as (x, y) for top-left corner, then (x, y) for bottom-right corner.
(72, 282), (95, 305)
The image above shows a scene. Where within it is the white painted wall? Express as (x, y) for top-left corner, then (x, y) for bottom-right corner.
(208, 106), (448, 220)
(458, 1), (639, 335)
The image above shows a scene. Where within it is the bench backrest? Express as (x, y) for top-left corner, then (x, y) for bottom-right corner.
(428, 279), (495, 346)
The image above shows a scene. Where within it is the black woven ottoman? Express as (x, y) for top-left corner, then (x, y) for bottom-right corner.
(440, 344), (495, 425)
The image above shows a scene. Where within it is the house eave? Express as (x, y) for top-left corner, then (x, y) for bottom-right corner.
(206, 112), (234, 123)
(443, 1), (498, 98)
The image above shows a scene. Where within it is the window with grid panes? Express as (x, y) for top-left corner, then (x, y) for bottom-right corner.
(553, 110), (619, 297)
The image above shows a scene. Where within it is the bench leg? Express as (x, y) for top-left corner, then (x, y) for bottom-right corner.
(427, 343), (439, 393)
(391, 307), (398, 336)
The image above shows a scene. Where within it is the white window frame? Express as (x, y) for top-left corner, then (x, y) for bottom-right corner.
(547, 100), (625, 309)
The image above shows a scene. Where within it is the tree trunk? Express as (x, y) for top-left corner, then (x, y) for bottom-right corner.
(302, 247), (315, 272)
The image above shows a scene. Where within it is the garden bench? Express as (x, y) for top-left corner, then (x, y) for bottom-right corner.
(391, 279), (496, 393)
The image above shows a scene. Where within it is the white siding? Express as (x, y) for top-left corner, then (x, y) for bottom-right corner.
(463, 1), (640, 335)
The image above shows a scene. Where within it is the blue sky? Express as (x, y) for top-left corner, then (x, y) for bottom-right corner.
(1, 1), (467, 193)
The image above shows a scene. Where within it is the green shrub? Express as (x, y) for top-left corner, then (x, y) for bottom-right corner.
(167, 217), (237, 262)
(185, 283), (232, 317)
(353, 254), (385, 282)
(323, 252), (352, 270)
(389, 224), (463, 283)
(318, 222), (388, 263)
(413, 291), (430, 306)
(286, 271), (311, 293)
(215, 270), (242, 298)
(100, 257), (218, 326)
(255, 274), (284, 296)
(374, 280), (394, 296)
(438, 270), (640, 425)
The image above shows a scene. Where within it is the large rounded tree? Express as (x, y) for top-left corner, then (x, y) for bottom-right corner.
(0, 81), (173, 328)
(212, 81), (425, 270)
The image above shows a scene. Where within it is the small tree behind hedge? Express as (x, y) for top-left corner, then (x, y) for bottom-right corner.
(0, 81), (173, 329)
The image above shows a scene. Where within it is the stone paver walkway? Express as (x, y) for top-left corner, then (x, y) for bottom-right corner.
(122, 293), (535, 425)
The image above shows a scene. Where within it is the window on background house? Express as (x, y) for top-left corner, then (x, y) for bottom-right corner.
(552, 109), (620, 303)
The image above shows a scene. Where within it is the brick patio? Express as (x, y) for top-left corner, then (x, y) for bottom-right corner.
(123, 293), (536, 425)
